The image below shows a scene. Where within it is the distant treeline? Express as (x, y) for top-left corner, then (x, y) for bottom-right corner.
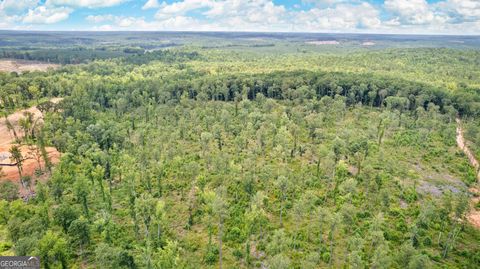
(201, 43), (275, 49)
(2, 62), (478, 117)
(0, 48), (197, 65)
(64, 70), (480, 118)
(121, 50), (199, 65)
(0, 48), (128, 64)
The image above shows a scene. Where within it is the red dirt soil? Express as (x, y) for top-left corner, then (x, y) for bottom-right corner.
(456, 118), (480, 229)
(467, 187), (480, 228)
(0, 99), (62, 194)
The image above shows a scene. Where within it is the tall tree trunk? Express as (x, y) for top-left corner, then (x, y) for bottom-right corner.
(219, 217), (223, 269)
(5, 117), (19, 142)
(316, 158), (321, 179)
(280, 195), (284, 227)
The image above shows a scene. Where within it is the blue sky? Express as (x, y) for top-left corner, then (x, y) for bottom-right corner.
(0, 0), (479, 34)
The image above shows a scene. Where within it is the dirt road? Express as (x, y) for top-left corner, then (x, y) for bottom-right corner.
(456, 118), (480, 228)
(456, 118), (480, 178)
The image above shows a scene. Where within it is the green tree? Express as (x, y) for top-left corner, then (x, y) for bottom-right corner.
(385, 96), (409, 127)
(35, 231), (68, 269)
(268, 254), (291, 269)
(37, 131), (52, 173)
(68, 216), (90, 254)
(9, 145), (23, 180)
(135, 192), (156, 239)
(53, 203), (79, 233)
(276, 176), (289, 227)
(154, 200), (165, 244)
(18, 111), (35, 142)
(266, 229), (291, 255)
(73, 176), (90, 218)
(213, 187), (228, 269)
(0, 181), (19, 201)
(4, 115), (19, 142)
(155, 240), (180, 269)
(95, 243), (135, 269)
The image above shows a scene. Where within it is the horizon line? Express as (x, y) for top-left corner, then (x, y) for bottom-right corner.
(0, 29), (479, 37)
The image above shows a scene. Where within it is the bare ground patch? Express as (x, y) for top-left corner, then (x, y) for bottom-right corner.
(306, 40), (340, 45)
(0, 59), (59, 73)
(456, 118), (480, 229)
(0, 99), (62, 196)
(412, 162), (467, 197)
(467, 187), (480, 229)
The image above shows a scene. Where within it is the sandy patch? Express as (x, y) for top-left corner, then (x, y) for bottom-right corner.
(306, 40), (340, 45)
(467, 211), (480, 228)
(244, 38), (266, 41)
(0, 59), (59, 74)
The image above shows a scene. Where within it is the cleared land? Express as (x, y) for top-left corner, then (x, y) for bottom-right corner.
(305, 40), (340, 45)
(0, 59), (59, 73)
(456, 118), (480, 228)
(362, 41), (376, 46)
(0, 99), (62, 193)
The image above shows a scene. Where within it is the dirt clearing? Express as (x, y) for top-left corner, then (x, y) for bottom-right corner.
(456, 118), (480, 229)
(0, 99), (62, 195)
(467, 187), (480, 228)
(306, 40), (340, 45)
(0, 59), (59, 73)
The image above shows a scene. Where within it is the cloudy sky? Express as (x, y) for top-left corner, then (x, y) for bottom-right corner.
(0, 0), (479, 34)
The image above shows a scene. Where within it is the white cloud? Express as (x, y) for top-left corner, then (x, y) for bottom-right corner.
(85, 0), (479, 34)
(92, 24), (114, 31)
(382, 0), (480, 32)
(302, 0), (351, 6)
(87, 15), (145, 28)
(1, 0), (480, 34)
(153, 0), (287, 31)
(293, 2), (382, 31)
(22, 6), (72, 24)
(207, 1), (286, 30)
(116, 17), (137, 27)
(384, 0), (441, 25)
(437, 0), (480, 20)
(86, 14), (115, 23)
(89, 14), (213, 31)
(0, 0), (37, 28)
(155, 0), (208, 18)
(0, 0), (39, 14)
(205, 0), (286, 23)
(0, 14), (22, 28)
(45, 0), (126, 8)
(93, 1), (383, 32)
(142, 0), (160, 10)
(155, 15), (204, 30)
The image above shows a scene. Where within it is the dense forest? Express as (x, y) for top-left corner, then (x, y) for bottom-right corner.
(0, 48), (195, 65)
(0, 33), (479, 268)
